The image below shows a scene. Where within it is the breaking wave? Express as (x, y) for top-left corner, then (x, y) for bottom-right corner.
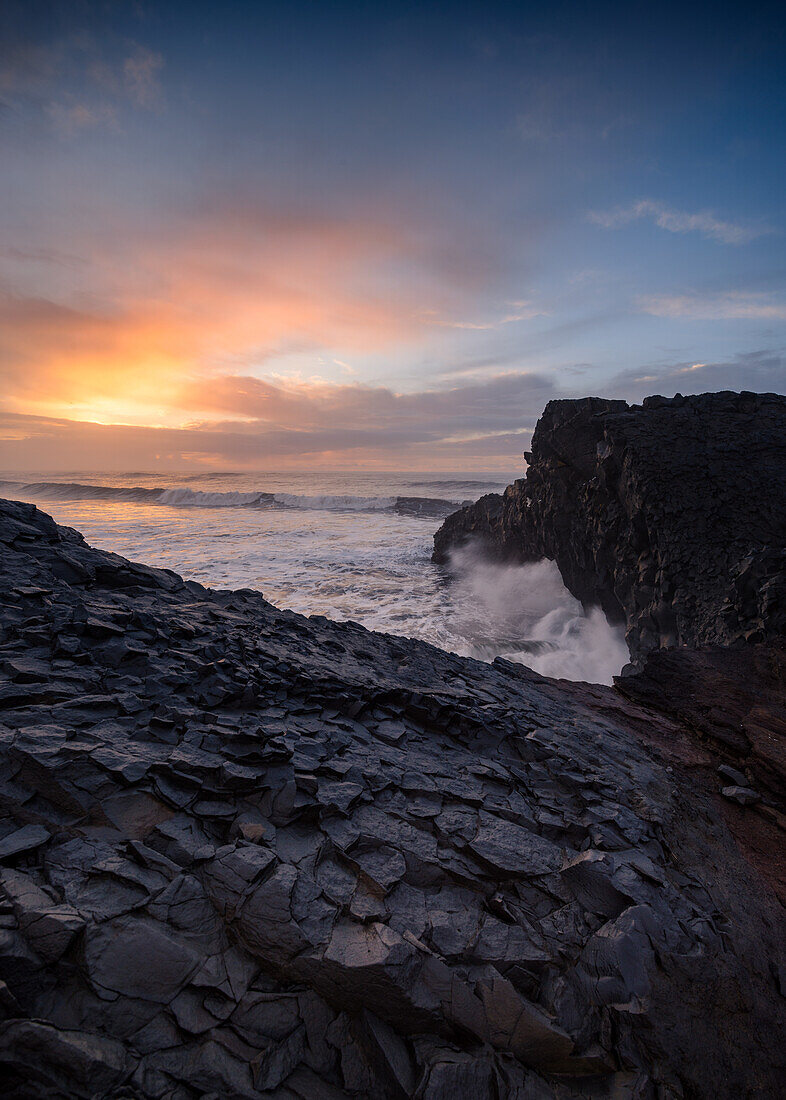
(442, 548), (630, 684)
(0, 480), (466, 518)
(0, 481), (163, 503)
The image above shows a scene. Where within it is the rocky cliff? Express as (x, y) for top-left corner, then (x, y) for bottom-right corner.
(433, 392), (786, 661)
(0, 496), (784, 1099)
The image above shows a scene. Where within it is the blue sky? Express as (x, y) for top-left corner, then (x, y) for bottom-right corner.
(1, 0), (784, 469)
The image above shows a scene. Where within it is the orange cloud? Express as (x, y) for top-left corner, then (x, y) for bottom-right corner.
(0, 369), (554, 472)
(0, 294), (188, 424)
(0, 201), (454, 427)
(0, 410), (534, 473)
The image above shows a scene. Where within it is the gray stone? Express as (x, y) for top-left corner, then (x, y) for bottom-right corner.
(560, 850), (636, 919)
(0, 825), (50, 861)
(0, 1020), (131, 1097)
(718, 764), (748, 787)
(469, 814), (562, 877)
(84, 917), (201, 1002)
(721, 785), (761, 806)
(21, 905), (85, 962)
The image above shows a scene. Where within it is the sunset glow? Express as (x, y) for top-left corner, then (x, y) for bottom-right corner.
(1, 1), (784, 471)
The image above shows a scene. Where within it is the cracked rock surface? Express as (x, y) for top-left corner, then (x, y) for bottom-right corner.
(432, 391), (786, 661)
(0, 497), (784, 1098)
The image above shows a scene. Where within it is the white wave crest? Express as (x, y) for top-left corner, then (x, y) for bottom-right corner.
(4, 480), (458, 515)
(157, 488), (272, 508)
(1, 481), (161, 503)
(274, 493), (398, 512)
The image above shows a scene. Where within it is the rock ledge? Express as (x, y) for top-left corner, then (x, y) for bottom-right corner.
(0, 496), (784, 1098)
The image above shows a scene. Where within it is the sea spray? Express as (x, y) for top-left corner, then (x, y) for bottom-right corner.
(443, 547), (629, 683)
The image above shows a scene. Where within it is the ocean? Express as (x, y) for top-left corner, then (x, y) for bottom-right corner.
(0, 470), (629, 684)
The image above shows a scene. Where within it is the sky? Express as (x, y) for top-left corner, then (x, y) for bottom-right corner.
(1, 0), (784, 472)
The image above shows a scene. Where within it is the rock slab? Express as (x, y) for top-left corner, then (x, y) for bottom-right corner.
(0, 496), (783, 1098)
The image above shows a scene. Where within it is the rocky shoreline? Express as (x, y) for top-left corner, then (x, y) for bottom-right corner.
(433, 392), (786, 662)
(1, 389), (785, 1098)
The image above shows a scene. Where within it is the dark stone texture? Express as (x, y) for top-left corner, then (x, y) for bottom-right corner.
(433, 391), (786, 661)
(0, 494), (783, 1098)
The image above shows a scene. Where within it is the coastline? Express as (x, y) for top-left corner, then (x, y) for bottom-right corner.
(0, 493), (784, 1097)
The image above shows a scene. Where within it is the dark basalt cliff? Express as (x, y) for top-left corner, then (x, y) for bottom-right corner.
(0, 497), (785, 1099)
(433, 392), (786, 661)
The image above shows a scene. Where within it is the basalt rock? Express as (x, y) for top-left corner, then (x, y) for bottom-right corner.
(0, 497), (784, 1098)
(433, 392), (786, 661)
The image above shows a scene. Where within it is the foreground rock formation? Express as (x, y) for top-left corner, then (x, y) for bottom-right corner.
(433, 392), (786, 661)
(0, 499), (784, 1098)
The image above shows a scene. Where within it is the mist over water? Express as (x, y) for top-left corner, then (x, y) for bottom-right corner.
(3, 471), (629, 684)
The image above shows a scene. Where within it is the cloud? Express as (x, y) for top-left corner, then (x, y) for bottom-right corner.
(0, 38), (56, 100)
(608, 350), (786, 401)
(46, 98), (118, 134)
(638, 291), (786, 320)
(589, 200), (767, 244)
(0, 370), (554, 471)
(0, 172), (553, 467)
(438, 308), (630, 378)
(1, 334), (782, 472)
(0, 191), (511, 426)
(0, 246), (87, 267)
(0, 26), (164, 132)
(123, 46), (163, 109)
(516, 74), (631, 144)
(431, 300), (549, 330)
(183, 370), (555, 436)
(0, 290), (190, 424)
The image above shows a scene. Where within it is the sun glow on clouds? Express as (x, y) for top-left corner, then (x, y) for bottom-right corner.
(0, 195), (562, 468)
(2, 0), (785, 473)
(0, 202), (450, 429)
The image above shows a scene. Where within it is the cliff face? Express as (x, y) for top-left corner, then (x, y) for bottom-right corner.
(433, 392), (786, 660)
(0, 498), (784, 1099)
